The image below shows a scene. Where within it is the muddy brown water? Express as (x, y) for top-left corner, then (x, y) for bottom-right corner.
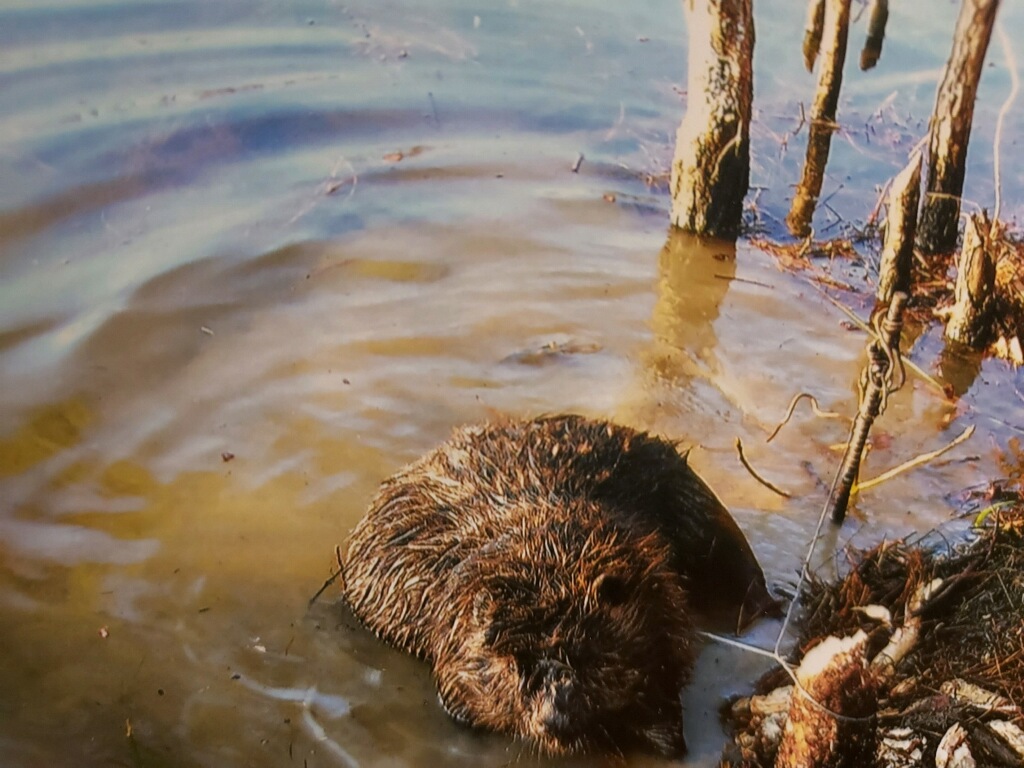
(1, 1), (1022, 766)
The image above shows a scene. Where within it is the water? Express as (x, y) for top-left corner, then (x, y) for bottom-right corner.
(1, 1), (1022, 765)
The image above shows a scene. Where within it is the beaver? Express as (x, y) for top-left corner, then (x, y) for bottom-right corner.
(341, 414), (776, 757)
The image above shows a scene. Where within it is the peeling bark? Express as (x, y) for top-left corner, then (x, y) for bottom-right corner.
(670, 0), (754, 239)
(776, 633), (880, 768)
(987, 721), (1024, 761)
(936, 724), (976, 768)
(969, 722), (1024, 766)
(877, 152), (922, 304)
(726, 525), (1024, 768)
(945, 211), (996, 346)
(877, 726), (925, 767)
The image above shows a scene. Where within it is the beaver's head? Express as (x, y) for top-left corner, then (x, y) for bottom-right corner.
(431, 500), (694, 757)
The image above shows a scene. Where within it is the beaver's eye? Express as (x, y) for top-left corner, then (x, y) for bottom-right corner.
(594, 573), (627, 606)
(513, 652), (538, 687)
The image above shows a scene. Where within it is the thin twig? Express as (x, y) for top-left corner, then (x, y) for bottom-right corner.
(766, 392), (843, 443)
(855, 424), (975, 492)
(992, 19), (1019, 222)
(309, 545), (346, 607)
(697, 630), (780, 661)
(819, 183), (845, 209)
(289, 155), (358, 225)
(713, 274), (775, 289)
(866, 176), (893, 227)
(736, 438), (792, 498)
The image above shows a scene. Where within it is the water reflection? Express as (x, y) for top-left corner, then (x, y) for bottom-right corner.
(648, 229), (736, 384)
(786, 121), (840, 237)
(0, 398), (93, 479)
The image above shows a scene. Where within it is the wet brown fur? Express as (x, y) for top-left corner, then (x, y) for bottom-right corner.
(341, 414), (774, 757)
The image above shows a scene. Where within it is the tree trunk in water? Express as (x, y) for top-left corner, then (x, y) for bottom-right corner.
(803, 0), (826, 71)
(916, 0), (1000, 255)
(860, 0), (889, 71)
(787, 0), (851, 238)
(670, 0), (754, 240)
(945, 211), (997, 346)
(876, 152), (922, 304)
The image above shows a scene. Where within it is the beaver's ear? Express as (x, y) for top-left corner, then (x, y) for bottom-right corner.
(592, 572), (628, 606)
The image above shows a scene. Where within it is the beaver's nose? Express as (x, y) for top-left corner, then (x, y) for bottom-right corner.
(522, 656), (568, 691)
(532, 655), (573, 692)
(548, 675), (574, 711)
(537, 658), (572, 687)
(540, 659), (577, 718)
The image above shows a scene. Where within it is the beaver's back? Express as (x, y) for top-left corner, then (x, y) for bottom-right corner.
(341, 415), (774, 657)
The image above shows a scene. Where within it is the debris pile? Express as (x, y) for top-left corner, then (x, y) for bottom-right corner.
(723, 504), (1024, 768)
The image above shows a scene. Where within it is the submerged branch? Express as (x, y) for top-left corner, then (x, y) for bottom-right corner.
(766, 393), (843, 444)
(309, 545), (346, 607)
(736, 438), (793, 498)
(855, 425), (975, 493)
